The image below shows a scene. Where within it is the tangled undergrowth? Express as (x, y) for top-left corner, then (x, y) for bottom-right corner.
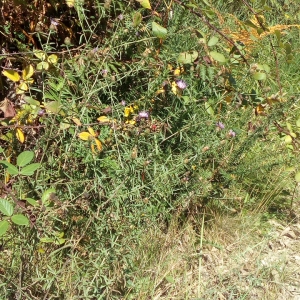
(0, 0), (300, 298)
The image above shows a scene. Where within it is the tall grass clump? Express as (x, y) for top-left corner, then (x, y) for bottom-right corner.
(0, 0), (300, 298)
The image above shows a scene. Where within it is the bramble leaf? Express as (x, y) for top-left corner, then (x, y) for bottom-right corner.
(42, 188), (56, 205)
(207, 36), (219, 47)
(0, 161), (19, 175)
(152, 22), (168, 39)
(17, 151), (34, 167)
(16, 82), (29, 94)
(11, 214), (29, 226)
(252, 72), (266, 80)
(210, 51), (226, 63)
(97, 116), (110, 123)
(87, 127), (96, 136)
(20, 163), (41, 175)
(177, 51), (198, 64)
(78, 132), (92, 140)
(136, 0), (151, 9)
(0, 220), (9, 236)
(48, 54), (58, 65)
(22, 65), (34, 80)
(2, 69), (20, 82)
(16, 128), (25, 143)
(0, 199), (13, 216)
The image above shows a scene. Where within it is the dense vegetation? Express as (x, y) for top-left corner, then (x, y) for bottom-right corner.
(0, 0), (300, 298)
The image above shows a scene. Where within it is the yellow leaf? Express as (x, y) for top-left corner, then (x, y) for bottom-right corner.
(95, 138), (102, 151)
(36, 62), (49, 71)
(78, 132), (92, 140)
(136, 0), (151, 9)
(87, 127), (96, 137)
(16, 128), (25, 143)
(91, 143), (95, 153)
(156, 89), (165, 95)
(173, 67), (184, 76)
(125, 119), (136, 125)
(72, 117), (82, 126)
(66, 0), (75, 7)
(2, 69), (20, 82)
(255, 104), (266, 116)
(47, 54), (58, 65)
(33, 50), (47, 60)
(22, 65), (34, 80)
(97, 116), (110, 123)
(16, 82), (28, 95)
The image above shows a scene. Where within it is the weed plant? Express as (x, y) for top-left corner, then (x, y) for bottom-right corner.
(0, 0), (300, 298)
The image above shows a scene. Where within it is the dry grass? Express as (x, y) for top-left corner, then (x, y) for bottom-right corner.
(129, 208), (300, 300)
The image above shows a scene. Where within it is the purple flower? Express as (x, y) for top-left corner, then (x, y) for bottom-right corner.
(138, 111), (149, 119)
(118, 14), (124, 20)
(228, 129), (236, 137)
(121, 100), (126, 106)
(216, 122), (225, 129)
(50, 18), (59, 26)
(92, 47), (99, 53)
(176, 79), (187, 90)
(38, 109), (45, 117)
(101, 69), (108, 75)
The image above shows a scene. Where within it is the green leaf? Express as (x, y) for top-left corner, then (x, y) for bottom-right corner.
(0, 161), (19, 175)
(165, 276), (175, 284)
(177, 51), (198, 64)
(209, 51), (226, 63)
(36, 61), (49, 71)
(44, 101), (61, 114)
(285, 43), (292, 55)
(40, 237), (55, 243)
(24, 96), (40, 106)
(133, 12), (142, 27)
(244, 20), (258, 29)
(0, 220), (9, 236)
(295, 172), (300, 182)
(252, 72), (266, 80)
(136, 0), (151, 9)
(17, 151), (34, 167)
(33, 50), (47, 60)
(54, 238), (66, 245)
(207, 36), (219, 47)
(20, 163), (41, 176)
(286, 122), (293, 133)
(284, 135), (293, 144)
(11, 214), (29, 225)
(42, 188), (56, 205)
(0, 199), (14, 216)
(24, 197), (39, 206)
(152, 22), (168, 39)
(205, 102), (214, 116)
(296, 118), (300, 127)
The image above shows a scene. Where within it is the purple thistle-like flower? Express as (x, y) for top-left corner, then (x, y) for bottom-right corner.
(101, 69), (108, 75)
(138, 111), (149, 119)
(121, 100), (126, 106)
(216, 121), (225, 129)
(118, 14), (124, 20)
(228, 129), (236, 137)
(176, 79), (187, 90)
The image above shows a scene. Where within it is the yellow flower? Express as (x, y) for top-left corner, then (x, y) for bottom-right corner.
(78, 127), (102, 153)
